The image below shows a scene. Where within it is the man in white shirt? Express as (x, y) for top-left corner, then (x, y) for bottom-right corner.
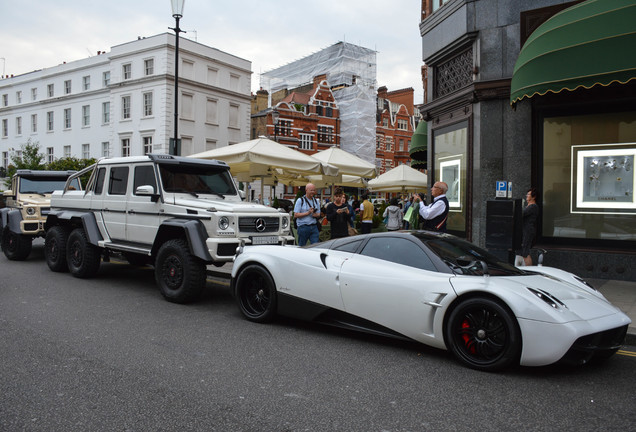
(414, 181), (450, 232)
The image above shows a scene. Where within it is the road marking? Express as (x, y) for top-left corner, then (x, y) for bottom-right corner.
(617, 349), (636, 357)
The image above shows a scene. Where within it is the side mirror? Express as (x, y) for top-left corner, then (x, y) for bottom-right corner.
(238, 190), (246, 200)
(135, 185), (160, 202)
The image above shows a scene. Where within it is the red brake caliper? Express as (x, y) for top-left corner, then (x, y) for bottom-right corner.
(462, 320), (476, 354)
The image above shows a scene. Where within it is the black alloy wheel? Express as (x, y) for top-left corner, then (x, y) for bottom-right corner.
(445, 297), (521, 372)
(235, 264), (277, 323)
(154, 238), (206, 304)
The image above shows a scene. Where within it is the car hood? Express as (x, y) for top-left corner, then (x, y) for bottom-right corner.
(18, 194), (51, 205)
(451, 271), (628, 324)
(500, 273), (624, 322)
(170, 195), (281, 214)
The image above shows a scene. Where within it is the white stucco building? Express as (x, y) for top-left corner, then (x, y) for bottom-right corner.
(0, 33), (251, 168)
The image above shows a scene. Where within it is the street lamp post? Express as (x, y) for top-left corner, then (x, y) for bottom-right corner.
(169, 0), (185, 155)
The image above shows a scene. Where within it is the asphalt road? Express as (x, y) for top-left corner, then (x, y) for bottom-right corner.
(1, 243), (635, 432)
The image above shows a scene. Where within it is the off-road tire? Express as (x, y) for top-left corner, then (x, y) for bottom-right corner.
(154, 238), (206, 304)
(66, 228), (101, 278)
(45, 226), (71, 272)
(1, 227), (33, 261)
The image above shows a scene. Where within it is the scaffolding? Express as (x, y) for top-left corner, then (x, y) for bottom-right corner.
(260, 42), (377, 164)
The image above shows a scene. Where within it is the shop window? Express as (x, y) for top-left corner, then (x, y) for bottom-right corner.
(542, 111), (636, 243)
(433, 121), (468, 237)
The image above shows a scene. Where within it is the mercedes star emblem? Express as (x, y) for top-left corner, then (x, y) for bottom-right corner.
(255, 217), (266, 232)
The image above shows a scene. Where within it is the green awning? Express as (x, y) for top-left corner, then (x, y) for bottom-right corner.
(409, 120), (428, 165)
(510, 0), (636, 105)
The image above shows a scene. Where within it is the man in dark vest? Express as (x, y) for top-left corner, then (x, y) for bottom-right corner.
(413, 181), (450, 232)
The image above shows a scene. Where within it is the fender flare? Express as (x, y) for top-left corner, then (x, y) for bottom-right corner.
(0, 208), (23, 234)
(153, 218), (213, 262)
(45, 210), (103, 246)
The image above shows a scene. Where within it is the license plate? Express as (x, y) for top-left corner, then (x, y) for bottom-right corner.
(251, 236), (278, 245)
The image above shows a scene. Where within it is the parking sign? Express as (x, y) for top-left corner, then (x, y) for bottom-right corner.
(496, 181), (507, 198)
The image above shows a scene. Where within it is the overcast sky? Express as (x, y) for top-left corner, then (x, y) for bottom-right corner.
(1, 0), (424, 102)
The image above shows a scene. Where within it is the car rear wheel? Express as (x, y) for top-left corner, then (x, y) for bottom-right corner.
(45, 226), (70, 272)
(66, 228), (101, 278)
(235, 264), (277, 323)
(154, 239), (206, 304)
(445, 297), (521, 372)
(1, 227), (32, 261)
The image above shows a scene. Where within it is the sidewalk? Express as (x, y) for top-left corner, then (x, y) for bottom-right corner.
(211, 264), (636, 345)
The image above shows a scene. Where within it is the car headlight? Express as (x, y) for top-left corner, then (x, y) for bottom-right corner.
(26, 207), (36, 216)
(218, 216), (230, 230)
(527, 287), (567, 310)
(282, 216), (289, 229)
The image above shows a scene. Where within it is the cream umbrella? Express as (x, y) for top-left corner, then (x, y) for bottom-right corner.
(311, 147), (377, 178)
(189, 137), (332, 199)
(367, 164), (428, 193)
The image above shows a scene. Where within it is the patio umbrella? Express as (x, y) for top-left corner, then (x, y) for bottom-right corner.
(311, 147), (377, 178)
(190, 137), (325, 180)
(189, 137), (333, 199)
(367, 164), (428, 193)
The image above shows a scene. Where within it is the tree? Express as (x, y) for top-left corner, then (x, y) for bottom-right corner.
(4, 139), (46, 187)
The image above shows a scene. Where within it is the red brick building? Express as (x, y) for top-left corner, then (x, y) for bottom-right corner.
(252, 75), (340, 155)
(375, 86), (417, 175)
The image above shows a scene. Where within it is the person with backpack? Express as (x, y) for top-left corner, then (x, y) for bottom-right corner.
(383, 198), (404, 231)
(294, 183), (321, 245)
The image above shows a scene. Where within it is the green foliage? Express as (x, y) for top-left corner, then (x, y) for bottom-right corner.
(47, 157), (97, 172)
(2, 140), (96, 189)
(47, 157), (98, 187)
(4, 139), (46, 187)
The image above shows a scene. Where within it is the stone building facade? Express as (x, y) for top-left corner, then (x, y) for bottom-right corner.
(419, 0), (636, 280)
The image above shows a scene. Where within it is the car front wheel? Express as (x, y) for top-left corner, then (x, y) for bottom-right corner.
(154, 239), (206, 304)
(45, 226), (70, 272)
(235, 264), (277, 323)
(66, 228), (101, 278)
(1, 228), (32, 261)
(445, 297), (521, 372)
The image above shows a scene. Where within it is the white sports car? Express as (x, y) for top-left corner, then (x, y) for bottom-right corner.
(231, 231), (631, 371)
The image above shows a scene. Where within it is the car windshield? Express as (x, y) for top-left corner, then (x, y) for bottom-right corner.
(20, 176), (79, 194)
(159, 164), (237, 197)
(422, 235), (526, 276)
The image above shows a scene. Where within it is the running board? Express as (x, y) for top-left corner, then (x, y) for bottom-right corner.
(100, 242), (151, 255)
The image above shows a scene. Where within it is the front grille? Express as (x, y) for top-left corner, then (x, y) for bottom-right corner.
(24, 223), (40, 231)
(41, 207), (51, 216)
(238, 216), (279, 233)
(559, 325), (628, 366)
(218, 243), (240, 257)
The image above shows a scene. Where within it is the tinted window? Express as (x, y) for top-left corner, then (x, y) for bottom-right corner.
(108, 167), (129, 195)
(133, 165), (157, 195)
(425, 237), (525, 276)
(360, 237), (436, 271)
(19, 176), (79, 194)
(332, 238), (363, 253)
(94, 168), (106, 194)
(159, 164), (236, 196)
